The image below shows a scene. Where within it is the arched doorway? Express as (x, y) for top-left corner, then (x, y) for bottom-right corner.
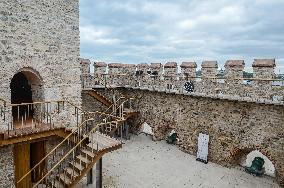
(10, 69), (45, 187)
(10, 69), (44, 125)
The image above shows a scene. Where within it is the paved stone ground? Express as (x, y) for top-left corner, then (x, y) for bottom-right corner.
(100, 134), (280, 188)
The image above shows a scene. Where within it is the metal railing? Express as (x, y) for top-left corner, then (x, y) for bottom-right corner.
(32, 98), (131, 187)
(33, 118), (124, 187)
(0, 99), (92, 138)
(16, 116), (99, 186)
(17, 96), (133, 187)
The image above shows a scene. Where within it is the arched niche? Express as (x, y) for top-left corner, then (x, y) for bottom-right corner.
(239, 150), (276, 177)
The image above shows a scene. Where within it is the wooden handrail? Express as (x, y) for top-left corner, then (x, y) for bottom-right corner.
(16, 116), (99, 185)
(100, 96), (124, 116)
(33, 118), (125, 187)
(17, 97), (130, 185)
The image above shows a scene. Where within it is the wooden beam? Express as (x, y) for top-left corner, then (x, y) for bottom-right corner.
(0, 128), (70, 147)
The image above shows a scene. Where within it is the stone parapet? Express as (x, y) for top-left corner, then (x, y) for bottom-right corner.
(164, 62), (177, 81)
(253, 59), (276, 79)
(201, 61), (218, 78)
(80, 59), (284, 104)
(80, 58), (91, 75)
(253, 59), (276, 67)
(180, 62), (197, 78)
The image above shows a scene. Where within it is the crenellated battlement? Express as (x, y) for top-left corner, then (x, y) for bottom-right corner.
(81, 58), (284, 105)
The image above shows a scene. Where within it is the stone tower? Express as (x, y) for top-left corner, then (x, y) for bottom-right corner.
(0, 0), (81, 105)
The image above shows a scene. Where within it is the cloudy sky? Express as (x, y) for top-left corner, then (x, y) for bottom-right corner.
(80, 0), (284, 72)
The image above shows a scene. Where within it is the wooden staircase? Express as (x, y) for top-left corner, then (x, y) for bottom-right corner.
(84, 89), (112, 107)
(49, 132), (121, 188)
(14, 95), (138, 188)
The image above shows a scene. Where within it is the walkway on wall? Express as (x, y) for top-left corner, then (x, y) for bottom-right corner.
(83, 89), (113, 107)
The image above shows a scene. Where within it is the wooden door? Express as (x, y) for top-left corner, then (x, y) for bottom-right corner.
(14, 143), (31, 188)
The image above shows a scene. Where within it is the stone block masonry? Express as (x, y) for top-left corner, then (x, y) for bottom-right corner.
(0, 145), (15, 187)
(82, 59), (284, 106)
(0, 0), (81, 185)
(0, 0), (81, 131)
(85, 88), (284, 186)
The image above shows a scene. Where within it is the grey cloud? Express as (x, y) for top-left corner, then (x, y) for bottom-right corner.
(80, 0), (284, 72)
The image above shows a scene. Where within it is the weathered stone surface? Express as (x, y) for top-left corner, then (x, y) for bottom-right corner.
(85, 60), (283, 103)
(225, 60), (245, 69)
(0, 145), (15, 188)
(201, 61), (218, 68)
(137, 63), (149, 68)
(105, 88), (284, 186)
(108, 63), (124, 68)
(0, 0), (80, 186)
(253, 59), (276, 67)
(94, 62), (107, 67)
(150, 63), (162, 69)
(180, 62), (197, 68)
(80, 58), (91, 75)
(164, 62), (177, 68)
(0, 0), (81, 111)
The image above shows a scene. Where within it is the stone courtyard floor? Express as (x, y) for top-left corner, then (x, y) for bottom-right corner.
(100, 134), (279, 188)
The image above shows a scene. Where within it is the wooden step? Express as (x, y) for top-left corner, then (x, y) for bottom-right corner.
(49, 179), (65, 188)
(80, 148), (96, 160)
(76, 154), (91, 166)
(69, 161), (84, 173)
(64, 166), (79, 179)
(58, 173), (72, 186)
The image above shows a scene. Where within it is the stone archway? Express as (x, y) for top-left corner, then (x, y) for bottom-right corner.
(10, 67), (44, 123)
(227, 145), (282, 186)
(12, 67), (44, 103)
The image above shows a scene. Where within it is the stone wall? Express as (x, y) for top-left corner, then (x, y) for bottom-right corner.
(89, 88), (284, 186)
(0, 0), (81, 130)
(0, 145), (15, 188)
(82, 59), (284, 106)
